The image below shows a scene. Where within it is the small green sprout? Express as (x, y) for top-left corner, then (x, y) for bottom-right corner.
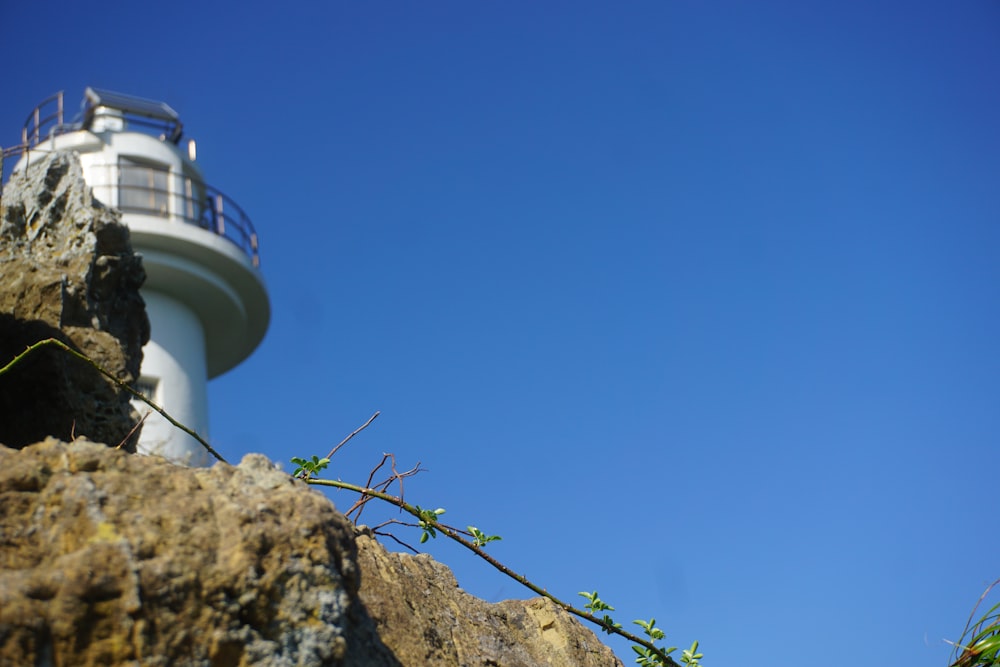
(579, 590), (615, 613)
(291, 455), (330, 479)
(681, 640), (704, 666)
(577, 592), (621, 634)
(633, 618), (666, 642)
(468, 526), (502, 547)
(415, 506), (446, 543)
(632, 618), (677, 667)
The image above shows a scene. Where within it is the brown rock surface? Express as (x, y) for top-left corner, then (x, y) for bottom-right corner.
(0, 439), (624, 666)
(356, 528), (624, 667)
(0, 151), (149, 449)
(0, 438), (397, 667)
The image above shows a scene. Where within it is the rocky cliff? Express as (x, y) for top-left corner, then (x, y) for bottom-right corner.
(0, 439), (623, 666)
(0, 151), (624, 666)
(0, 151), (149, 450)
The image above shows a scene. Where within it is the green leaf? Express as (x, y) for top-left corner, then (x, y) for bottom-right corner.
(633, 618), (655, 634)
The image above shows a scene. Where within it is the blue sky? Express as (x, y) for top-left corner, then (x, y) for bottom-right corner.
(3, 2), (999, 665)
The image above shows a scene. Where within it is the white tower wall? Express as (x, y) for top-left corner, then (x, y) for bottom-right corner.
(139, 291), (211, 467)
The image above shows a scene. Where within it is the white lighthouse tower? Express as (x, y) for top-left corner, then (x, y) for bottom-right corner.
(13, 88), (269, 466)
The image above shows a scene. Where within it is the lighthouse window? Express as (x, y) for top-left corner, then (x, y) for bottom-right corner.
(119, 157), (169, 217)
(131, 376), (159, 434)
(134, 377), (159, 403)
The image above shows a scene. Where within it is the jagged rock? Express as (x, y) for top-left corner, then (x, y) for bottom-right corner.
(0, 151), (149, 450)
(356, 529), (624, 667)
(0, 150), (626, 667)
(0, 438), (398, 667)
(0, 440), (623, 666)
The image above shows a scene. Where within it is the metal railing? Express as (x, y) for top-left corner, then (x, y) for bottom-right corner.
(22, 91), (77, 147)
(21, 89), (182, 147)
(3, 91), (261, 268)
(94, 161), (260, 267)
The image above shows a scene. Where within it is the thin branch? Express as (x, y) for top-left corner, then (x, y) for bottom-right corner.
(363, 453), (391, 489)
(1, 338), (226, 463)
(371, 525), (421, 554)
(115, 411), (150, 450)
(308, 477), (680, 667)
(344, 453), (390, 522)
(323, 411), (380, 461)
(346, 453), (423, 524)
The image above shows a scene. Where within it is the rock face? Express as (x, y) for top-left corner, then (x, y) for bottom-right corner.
(356, 530), (624, 667)
(0, 440), (624, 666)
(0, 151), (149, 450)
(0, 438), (399, 667)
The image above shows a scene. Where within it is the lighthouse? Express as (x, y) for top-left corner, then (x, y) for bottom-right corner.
(12, 88), (270, 466)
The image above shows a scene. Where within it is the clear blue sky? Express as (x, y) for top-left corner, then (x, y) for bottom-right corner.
(3, 2), (998, 665)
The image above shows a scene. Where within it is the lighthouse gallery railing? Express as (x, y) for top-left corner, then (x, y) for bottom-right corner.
(10, 91), (260, 268)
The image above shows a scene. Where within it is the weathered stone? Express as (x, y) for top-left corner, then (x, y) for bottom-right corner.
(356, 528), (624, 667)
(0, 151), (149, 449)
(0, 439), (398, 667)
(0, 439), (624, 666)
(0, 150), (626, 667)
